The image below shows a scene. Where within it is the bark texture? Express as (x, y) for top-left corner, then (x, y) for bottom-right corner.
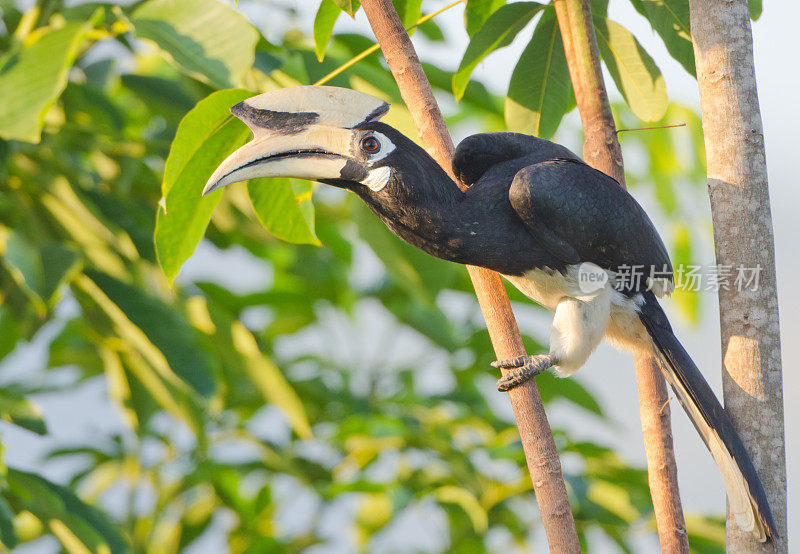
(688, 0), (787, 550)
(359, 1), (580, 551)
(554, 1), (689, 551)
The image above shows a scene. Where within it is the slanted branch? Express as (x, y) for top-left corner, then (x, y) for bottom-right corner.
(359, 0), (580, 551)
(553, 0), (689, 551)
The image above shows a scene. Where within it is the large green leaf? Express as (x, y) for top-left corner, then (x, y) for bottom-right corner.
(594, 17), (668, 122)
(505, 7), (574, 139)
(4, 468), (130, 553)
(0, 21), (90, 142)
(631, 0), (695, 77)
(464, 0), (507, 36)
(247, 179), (320, 246)
(0, 388), (46, 435)
(155, 89), (252, 282)
(453, 2), (545, 101)
(314, 0), (341, 62)
(85, 270), (216, 396)
(130, 0), (258, 89)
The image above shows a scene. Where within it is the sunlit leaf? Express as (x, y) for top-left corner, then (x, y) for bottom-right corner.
(85, 270), (216, 396)
(314, 0), (341, 62)
(247, 178), (320, 245)
(631, 0), (695, 76)
(99, 347), (139, 430)
(0, 388), (46, 435)
(130, 0), (258, 89)
(155, 89), (252, 282)
(4, 468), (130, 553)
(0, 20), (90, 142)
(433, 486), (488, 533)
(505, 7), (574, 139)
(332, 0), (361, 17)
(74, 274), (203, 402)
(670, 224), (699, 323)
(393, 0), (422, 27)
(2, 234), (81, 309)
(594, 17), (668, 121)
(231, 321), (312, 439)
(464, 0), (507, 36)
(453, 2), (545, 101)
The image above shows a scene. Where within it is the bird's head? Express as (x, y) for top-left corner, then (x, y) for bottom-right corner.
(203, 86), (444, 201)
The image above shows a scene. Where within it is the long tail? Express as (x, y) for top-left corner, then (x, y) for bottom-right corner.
(637, 291), (777, 542)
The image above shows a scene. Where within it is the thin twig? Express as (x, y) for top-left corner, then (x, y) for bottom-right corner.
(315, 0), (464, 86)
(554, 0), (689, 551)
(617, 123), (687, 134)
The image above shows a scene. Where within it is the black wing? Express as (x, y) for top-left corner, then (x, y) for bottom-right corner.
(509, 158), (673, 292)
(453, 132), (580, 187)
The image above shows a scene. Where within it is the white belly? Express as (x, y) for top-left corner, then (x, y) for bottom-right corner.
(501, 265), (652, 373)
(502, 267), (578, 312)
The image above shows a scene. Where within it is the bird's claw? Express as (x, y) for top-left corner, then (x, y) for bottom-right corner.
(490, 355), (529, 369)
(493, 354), (557, 392)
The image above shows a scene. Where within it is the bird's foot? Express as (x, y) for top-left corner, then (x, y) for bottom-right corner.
(492, 354), (557, 392)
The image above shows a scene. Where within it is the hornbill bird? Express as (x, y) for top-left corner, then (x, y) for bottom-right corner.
(203, 86), (776, 541)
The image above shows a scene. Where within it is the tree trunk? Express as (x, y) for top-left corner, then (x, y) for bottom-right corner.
(359, 1), (581, 551)
(553, 1), (690, 551)
(688, 0), (787, 551)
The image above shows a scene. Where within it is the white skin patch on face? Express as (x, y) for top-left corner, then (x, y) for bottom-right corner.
(358, 132), (395, 191)
(362, 166), (391, 191)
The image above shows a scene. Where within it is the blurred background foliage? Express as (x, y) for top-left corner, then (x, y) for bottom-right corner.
(0, 0), (739, 551)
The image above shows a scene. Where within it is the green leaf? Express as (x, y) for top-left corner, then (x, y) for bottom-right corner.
(314, 0), (341, 62)
(393, 0), (422, 27)
(505, 7), (574, 139)
(0, 496), (17, 550)
(0, 307), (20, 362)
(748, 0), (762, 20)
(0, 21), (90, 143)
(593, 17), (668, 122)
(453, 2), (545, 101)
(332, 0), (361, 17)
(130, 0), (258, 89)
(433, 486), (488, 533)
(5, 468), (130, 553)
(85, 270), (216, 396)
(0, 388), (46, 435)
(247, 178), (320, 246)
(155, 89), (252, 282)
(464, 0), (507, 36)
(3, 234), (81, 308)
(591, 0), (609, 17)
(631, 0), (695, 77)
(231, 321), (312, 439)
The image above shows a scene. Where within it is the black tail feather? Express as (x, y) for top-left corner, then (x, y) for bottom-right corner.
(637, 291), (777, 542)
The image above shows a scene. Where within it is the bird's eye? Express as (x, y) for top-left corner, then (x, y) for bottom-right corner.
(361, 136), (381, 153)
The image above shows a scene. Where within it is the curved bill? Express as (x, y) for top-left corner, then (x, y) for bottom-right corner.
(203, 125), (366, 196)
(203, 86), (389, 196)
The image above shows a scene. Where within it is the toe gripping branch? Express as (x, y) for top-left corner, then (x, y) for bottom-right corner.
(493, 354), (557, 392)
